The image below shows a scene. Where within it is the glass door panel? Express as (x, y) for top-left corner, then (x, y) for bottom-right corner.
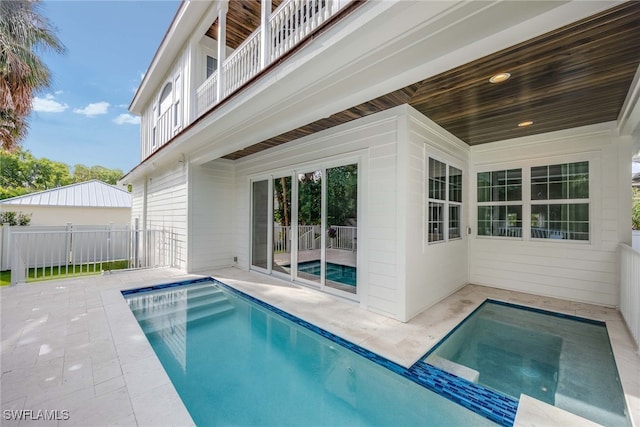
(296, 170), (322, 284)
(251, 180), (269, 270)
(325, 164), (357, 294)
(272, 176), (292, 275)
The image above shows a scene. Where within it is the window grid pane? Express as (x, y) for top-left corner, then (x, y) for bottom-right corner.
(477, 205), (522, 237)
(449, 166), (462, 203)
(429, 158), (447, 200)
(531, 161), (588, 200)
(428, 202), (445, 242)
(477, 169), (522, 202)
(531, 203), (589, 240)
(449, 204), (461, 239)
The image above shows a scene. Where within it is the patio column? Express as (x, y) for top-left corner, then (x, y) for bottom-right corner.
(260, 0), (272, 69)
(216, 0), (229, 101)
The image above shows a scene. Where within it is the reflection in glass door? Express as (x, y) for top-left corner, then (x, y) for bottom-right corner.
(272, 176), (292, 275)
(251, 180), (269, 270)
(296, 170), (322, 284)
(326, 164), (357, 294)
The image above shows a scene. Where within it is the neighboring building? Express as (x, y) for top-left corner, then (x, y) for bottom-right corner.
(122, 1), (640, 322)
(0, 180), (132, 226)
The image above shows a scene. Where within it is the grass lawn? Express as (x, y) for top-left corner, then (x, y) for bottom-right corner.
(0, 260), (129, 286)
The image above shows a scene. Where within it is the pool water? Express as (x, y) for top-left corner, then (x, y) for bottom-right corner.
(424, 301), (630, 427)
(297, 260), (356, 286)
(124, 280), (495, 427)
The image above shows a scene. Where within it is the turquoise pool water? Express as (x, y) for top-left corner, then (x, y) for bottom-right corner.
(424, 301), (630, 427)
(297, 261), (356, 286)
(124, 281), (495, 426)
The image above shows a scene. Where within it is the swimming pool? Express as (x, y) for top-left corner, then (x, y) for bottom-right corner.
(296, 260), (356, 286)
(123, 279), (497, 426)
(424, 300), (631, 427)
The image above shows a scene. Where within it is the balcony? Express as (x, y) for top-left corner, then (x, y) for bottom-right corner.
(196, 0), (352, 118)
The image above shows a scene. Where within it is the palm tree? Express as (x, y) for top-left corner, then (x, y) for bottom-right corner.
(0, 0), (64, 152)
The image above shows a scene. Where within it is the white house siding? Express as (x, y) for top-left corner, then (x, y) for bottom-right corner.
(188, 160), (236, 272)
(232, 107), (403, 319)
(145, 162), (189, 270)
(469, 124), (630, 307)
(403, 107), (470, 321)
(130, 183), (145, 228)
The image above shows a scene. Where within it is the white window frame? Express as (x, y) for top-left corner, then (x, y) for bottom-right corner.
(427, 157), (463, 244)
(476, 168), (523, 239)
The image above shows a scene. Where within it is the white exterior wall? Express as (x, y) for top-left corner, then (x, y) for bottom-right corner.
(188, 160), (236, 272)
(232, 107), (404, 319)
(403, 107), (470, 320)
(469, 124), (631, 307)
(145, 162), (189, 270)
(0, 206), (131, 227)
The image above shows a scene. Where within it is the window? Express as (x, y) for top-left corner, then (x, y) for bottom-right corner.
(531, 161), (589, 240)
(428, 158), (463, 243)
(206, 56), (218, 79)
(173, 75), (181, 129)
(477, 161), (589, 241)
(477, 169), (522, 237)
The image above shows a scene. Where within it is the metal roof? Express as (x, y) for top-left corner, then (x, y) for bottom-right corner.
(0, 180), (131, 208)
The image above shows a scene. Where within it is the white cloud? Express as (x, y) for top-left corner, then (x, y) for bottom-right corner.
(113, 113), (140, 125)
(74, 101), (110, 117)
(32, 93), (68, 113)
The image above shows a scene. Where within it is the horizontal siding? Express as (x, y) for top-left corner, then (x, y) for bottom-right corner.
(405, 108), (470, 320)
(234, 107), (402, 319)
(469, 125), (627, 307)
(146, 163), (188, 270)
(130, 183), (144, 226)
(189, 160), (236, 271)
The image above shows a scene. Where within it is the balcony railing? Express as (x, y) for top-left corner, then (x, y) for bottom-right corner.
(196, 0), (349, 117)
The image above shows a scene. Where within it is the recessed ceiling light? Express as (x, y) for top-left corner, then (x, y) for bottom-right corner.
(518, 120), (534, 127)
(489, 72), (511, 84)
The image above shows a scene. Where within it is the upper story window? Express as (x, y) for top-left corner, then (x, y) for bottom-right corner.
(206, 56), (218, 79)
(159, 83), (172, 116)
(427, 158), (463, 243)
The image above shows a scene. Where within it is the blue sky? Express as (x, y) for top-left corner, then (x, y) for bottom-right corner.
(24, 1), (180, 173)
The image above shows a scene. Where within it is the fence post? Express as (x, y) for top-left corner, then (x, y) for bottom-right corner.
(1, 223), (9, 271)
(10, 233), (25, 286)
(65, 223), (72, 276)
(134, 218), (140, 269)
(107, 222), (113, 272)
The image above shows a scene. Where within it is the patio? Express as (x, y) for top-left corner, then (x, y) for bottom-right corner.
(1, 267), (638, 426)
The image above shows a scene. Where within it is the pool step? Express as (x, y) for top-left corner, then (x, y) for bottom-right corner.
(131, 286), (235, 334)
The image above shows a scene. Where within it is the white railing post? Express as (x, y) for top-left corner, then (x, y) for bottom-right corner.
(10, 233), (25, 286)
(1, 223), (10, 271)
(217, 1), (228, 101)
(260, 0), (272, 69)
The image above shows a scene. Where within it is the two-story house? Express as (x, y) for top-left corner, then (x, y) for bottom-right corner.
(122, 0), (640, 323)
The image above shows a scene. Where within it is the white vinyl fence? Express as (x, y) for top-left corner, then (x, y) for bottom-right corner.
(272, 225), (356, 252)
(620, 243), (640, 351)
(1, 222), (177, 285)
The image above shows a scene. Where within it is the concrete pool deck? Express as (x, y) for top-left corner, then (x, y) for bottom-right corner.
(1, 267), (638, 426)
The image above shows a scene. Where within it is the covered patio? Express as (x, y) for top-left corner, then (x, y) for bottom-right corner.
(1, 268), (638, 426)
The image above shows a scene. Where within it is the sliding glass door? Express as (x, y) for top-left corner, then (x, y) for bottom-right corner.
(325, 164), (357, 294)
(251, 180), (269, 270)
(250, 162), (358, 298)
(272, 176), (292, 275)
(296, 170), (322, 284)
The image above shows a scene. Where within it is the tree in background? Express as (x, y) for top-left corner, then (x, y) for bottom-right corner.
(0, 0), (65, 151)
(0, 149), (123, 199)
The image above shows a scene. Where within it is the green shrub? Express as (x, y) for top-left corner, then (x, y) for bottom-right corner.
(0, 211), (31, 226)
(633, 189), (640, 230)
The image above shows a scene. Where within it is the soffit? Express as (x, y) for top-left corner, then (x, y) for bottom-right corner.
(222, 1), (640, 160)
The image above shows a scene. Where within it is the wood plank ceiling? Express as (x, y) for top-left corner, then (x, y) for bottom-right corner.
(220, 1), (640, 160)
